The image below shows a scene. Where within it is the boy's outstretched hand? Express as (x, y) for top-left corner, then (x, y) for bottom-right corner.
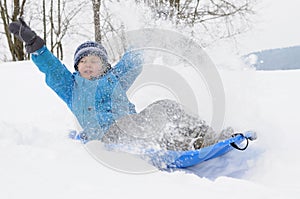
(9, 18), (45, 53)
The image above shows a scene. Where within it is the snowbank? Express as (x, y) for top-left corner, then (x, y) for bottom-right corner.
(0, 61), (299, 198)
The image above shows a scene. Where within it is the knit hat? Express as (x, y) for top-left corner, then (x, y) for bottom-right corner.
(74, 41), (109, 71)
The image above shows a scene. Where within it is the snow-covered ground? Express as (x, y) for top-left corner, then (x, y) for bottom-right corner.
(0, 60), (299, 199)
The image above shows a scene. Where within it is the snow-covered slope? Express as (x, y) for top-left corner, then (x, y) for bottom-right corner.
(0, 61), (299, 198)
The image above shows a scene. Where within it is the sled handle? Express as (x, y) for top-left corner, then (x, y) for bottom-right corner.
(230, 133), (249, 151)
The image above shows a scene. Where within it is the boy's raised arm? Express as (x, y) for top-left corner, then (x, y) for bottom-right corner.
(9, 18), (73, 108)
(31, 46), (73, 108)
(112, 50), (143, 91)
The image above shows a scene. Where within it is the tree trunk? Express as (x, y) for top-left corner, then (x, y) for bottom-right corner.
(0, 0), (26, 61)
(50, 0), (54, 53)
(42, 0), (46, 42)
(0, 0), (15, 60)
(92, 0), (101, 42)
(57, 0), (62, 59)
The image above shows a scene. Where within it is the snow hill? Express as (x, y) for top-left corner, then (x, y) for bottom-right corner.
(0, 60), (299, 199)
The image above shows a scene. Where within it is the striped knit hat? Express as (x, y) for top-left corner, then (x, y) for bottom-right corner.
(74, 41), (109, 71)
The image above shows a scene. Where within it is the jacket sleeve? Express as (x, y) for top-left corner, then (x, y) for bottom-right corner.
(111, 50), (143, 91)
(31, 46), (73, 108)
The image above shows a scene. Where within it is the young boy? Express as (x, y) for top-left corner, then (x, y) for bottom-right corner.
(9, 18), (233, 151)
(9, 18), (143, 142)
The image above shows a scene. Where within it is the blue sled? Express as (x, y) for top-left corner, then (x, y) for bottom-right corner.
(70, 130), (257, 169)
(156, 131), (257, 168)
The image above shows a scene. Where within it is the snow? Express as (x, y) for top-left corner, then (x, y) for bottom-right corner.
(0, 59), (299, 198)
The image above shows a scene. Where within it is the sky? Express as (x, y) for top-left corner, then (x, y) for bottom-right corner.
(237, 0), (300, 54)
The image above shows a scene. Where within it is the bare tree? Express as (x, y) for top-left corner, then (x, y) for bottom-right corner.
(0, 0), (27, 61)
(136, 0), (256, 44)
(45, 0), (87, 60)
(1, 0), (257, 62)
(0, 0), (88, 61)
(90, 0), (127, 61)
(48, 0), (63, 59)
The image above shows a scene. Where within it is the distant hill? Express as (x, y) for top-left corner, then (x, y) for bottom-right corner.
(243, 46), (300, 70)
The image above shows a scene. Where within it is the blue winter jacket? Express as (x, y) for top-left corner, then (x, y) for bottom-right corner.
(32, 46), (143, 141)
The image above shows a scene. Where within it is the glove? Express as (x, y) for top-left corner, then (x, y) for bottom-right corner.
(8, 18), (45, 53)
(68, 130), (89, 144)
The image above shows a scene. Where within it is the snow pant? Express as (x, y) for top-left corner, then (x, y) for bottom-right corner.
(101, 99), (233, 151)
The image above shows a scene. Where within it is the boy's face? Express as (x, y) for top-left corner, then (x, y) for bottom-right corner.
(77, 55), (105, 80)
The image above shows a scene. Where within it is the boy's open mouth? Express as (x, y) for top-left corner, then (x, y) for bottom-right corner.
(84, 70), (93, 74)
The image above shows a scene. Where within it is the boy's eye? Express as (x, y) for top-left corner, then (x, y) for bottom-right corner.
(79, 59), (100, 65)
